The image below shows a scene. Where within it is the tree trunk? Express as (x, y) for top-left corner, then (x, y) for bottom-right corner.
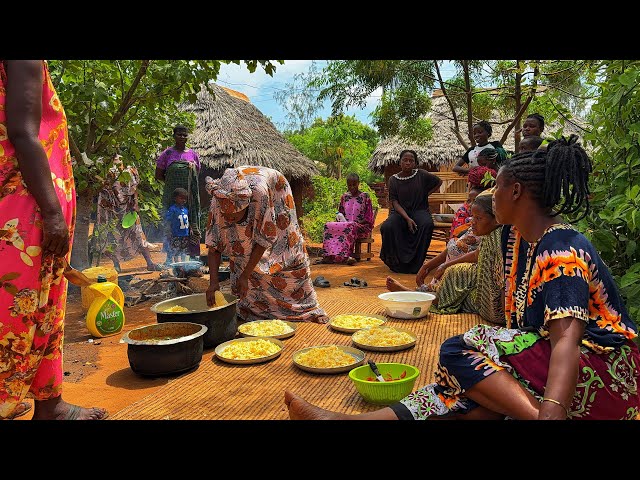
(71, 189), (93, 270)
(463, 61), (474, 146)
(514, 61), (523, 153)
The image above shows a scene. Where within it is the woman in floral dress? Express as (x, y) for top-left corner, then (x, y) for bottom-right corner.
(321, 173), (374, 264)
(205, 166), (327, 323)
(0, 60), (107, 420)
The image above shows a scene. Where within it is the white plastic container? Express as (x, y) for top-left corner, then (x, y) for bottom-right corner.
(378, 291), (436, 319)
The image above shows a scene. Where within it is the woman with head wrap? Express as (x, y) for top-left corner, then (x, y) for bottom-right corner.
(95, 154), (161, 272)
(204, 166), (328, 323)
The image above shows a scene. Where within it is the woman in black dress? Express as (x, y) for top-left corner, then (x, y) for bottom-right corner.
(379, 149), (442, 274)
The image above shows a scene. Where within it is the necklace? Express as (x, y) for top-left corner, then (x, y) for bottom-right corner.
(393, 169), (418, 181)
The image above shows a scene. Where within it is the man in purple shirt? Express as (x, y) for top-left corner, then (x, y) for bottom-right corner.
(156, 125), (202, 262)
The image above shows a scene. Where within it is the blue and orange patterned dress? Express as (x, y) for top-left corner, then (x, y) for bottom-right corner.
(391, 223), (640, 420)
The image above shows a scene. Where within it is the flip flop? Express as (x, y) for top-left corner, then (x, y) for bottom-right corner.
(344, 277), (368, 288)
(313, 276), (330, 288)
(7, 401), (32, 420)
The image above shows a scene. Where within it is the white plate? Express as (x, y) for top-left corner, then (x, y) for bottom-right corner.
(292, 345), (365, 374)
(328, 313), (387, 333)
(237, 320), (297, 340)
(351, 327), (417, 352)
(214, 337), (284, 365)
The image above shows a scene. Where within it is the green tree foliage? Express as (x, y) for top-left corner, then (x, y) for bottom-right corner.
(311, 60), (592, 152)
(284, 115), (382, 183)
(272, 60), (325, 132)
(579, 60), (640, 321)
(313, 61), (436, 143)
(301, 176), (379, 244)
(49, 59), (282, 268)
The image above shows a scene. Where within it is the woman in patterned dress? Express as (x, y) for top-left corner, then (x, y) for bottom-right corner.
(205, 166), (328, 323)
(385, 192), (504, 324)
(95, 154), (160, 272)
(0, 61), (108, 420)
(321, 173), (374, 265)
(285, 135), (640, 420)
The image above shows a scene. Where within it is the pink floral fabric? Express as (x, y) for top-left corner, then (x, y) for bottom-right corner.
(0, 61), (76, 419)
(322, 191), (374, 263)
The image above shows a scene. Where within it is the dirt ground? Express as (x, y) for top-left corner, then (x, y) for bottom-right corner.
(15, 209), (444, 420)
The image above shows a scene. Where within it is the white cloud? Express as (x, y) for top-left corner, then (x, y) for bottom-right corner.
(215, 60), (383, 129)
(216, 60), (316, 95)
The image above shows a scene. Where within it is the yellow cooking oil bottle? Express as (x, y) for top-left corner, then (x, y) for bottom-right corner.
(86, 274), (125, 338)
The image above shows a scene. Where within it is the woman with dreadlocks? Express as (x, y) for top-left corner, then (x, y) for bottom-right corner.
(284, 135), (640, 420)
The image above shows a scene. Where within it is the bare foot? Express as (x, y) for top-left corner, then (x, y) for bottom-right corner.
(33, 398), (109, 420)
(284, 391), (349, 420)
(386, 276), (409, 292)
(312, 314), (330, 324)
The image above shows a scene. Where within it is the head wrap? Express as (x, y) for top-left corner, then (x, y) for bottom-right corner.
(205, 168), (253, 214)
(468, 166), (497, 188)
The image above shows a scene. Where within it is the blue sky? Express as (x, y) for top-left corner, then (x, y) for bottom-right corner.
(216, 60), (458, 131)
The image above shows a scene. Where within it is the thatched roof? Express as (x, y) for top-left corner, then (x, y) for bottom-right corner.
(369, 91), (586, 173)
(183, 84), (319, 179)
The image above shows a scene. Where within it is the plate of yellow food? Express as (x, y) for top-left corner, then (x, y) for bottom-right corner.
(328, 313), (386, 333)
(292, 344), (365, 374)
(237, 319), (297, 340)
(214, 337), (284, 365)
(351, 326), (417, 352)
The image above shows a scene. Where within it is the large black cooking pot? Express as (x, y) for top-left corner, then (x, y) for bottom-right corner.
(151, 293), (238, 349)
(122, 322), (207, 377)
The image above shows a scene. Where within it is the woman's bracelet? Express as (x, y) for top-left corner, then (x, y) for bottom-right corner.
(542, 397), (570, 417)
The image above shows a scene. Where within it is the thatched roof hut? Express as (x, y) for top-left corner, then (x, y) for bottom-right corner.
(182, 83), (320, 220)
(369, 89), (586, 177)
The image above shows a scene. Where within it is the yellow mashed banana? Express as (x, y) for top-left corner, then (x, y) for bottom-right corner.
(163, 305), (190, 312)
(331, 314), (384, 329)
(352, 326), (414, 346)
(295, 345), (357, 368)
(218, 339), (281, 360)
(238, 320), (294, 337)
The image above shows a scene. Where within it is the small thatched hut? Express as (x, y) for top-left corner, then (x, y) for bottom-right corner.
(369, 89), (585, 182)
(182, 84), (319, 221)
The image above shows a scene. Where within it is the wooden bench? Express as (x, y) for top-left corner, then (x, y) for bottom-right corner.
(353, 207), (379, 262)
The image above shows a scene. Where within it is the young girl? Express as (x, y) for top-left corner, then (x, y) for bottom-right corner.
(453, 121), (506, 175)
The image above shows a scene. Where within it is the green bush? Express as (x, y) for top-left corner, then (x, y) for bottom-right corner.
(301, 176), (379, 243)
(581, 61), (640, 322)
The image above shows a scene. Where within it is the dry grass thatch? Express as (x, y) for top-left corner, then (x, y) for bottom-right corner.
(369, 92), (586, 173)
(182, 84), (319, 179)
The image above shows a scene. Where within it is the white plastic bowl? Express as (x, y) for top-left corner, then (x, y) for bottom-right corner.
(378, 291), (436, 319)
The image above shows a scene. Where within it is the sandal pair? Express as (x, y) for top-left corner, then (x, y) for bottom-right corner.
(344, 277), (367, 288)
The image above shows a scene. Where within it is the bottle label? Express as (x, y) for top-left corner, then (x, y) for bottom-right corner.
(95, 299), (124, 335)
